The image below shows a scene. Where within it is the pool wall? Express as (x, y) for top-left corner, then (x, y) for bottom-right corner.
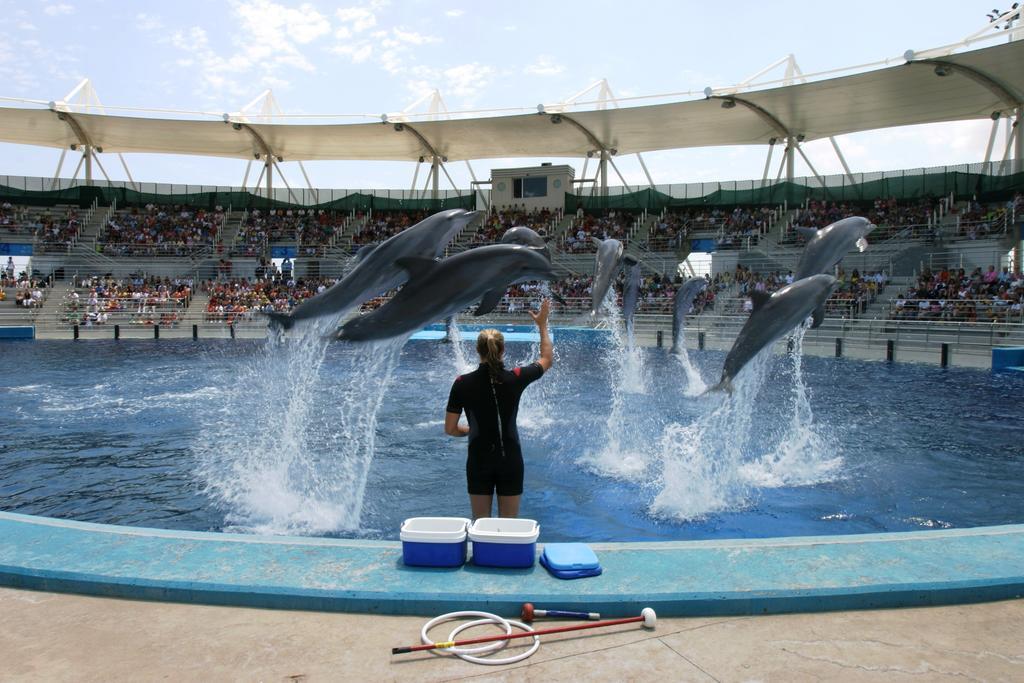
(2, 511), (1022, 617)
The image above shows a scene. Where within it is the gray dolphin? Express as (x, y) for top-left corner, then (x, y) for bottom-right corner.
(337, 244), (557, 342)
(622, 260), (642, 339)
(671, 277), (708, 354)
(502, 226), (551, 260)
(707, 274), (838, 393)
(794, 216), (874, 329)
(590, 237), (626, 315)
(263, 208), (480, 330)
(475, 226), (554, 316)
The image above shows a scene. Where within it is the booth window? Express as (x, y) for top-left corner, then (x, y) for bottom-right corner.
(513, 177), (547, 198)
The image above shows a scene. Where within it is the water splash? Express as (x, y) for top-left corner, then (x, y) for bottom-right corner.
(196, 318), (405, 535)
(650, 350), (771, 519)
(577, 288), (653, 480)
(445, 315), (475, 374)
(651, 328), (842, 521)
(741, 327), (843, 487)
(674, 345), (707, 396)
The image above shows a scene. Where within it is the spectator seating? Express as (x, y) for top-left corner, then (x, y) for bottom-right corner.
(202, 277), (338, 324)
(101, 205), (223, 256)
(59, 275), (193, 327)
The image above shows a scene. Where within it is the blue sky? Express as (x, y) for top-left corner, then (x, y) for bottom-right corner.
(0, 0), (1016, 191)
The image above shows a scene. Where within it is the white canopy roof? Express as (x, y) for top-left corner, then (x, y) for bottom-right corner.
(1, 40), (1021, 163)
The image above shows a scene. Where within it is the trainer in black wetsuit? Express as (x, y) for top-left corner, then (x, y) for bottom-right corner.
(445, 299), (553, 519)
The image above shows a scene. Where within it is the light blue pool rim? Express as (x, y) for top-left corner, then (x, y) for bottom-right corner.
(2, 511), (1022, 617)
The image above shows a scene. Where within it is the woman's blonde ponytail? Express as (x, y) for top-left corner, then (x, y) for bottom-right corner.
(476, 328), (505, 382)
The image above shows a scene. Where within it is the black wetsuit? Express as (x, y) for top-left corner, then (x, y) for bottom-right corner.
(446, 362), (545, 496)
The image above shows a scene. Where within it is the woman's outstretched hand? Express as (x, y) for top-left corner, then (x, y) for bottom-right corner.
(529, 298), (550, 327)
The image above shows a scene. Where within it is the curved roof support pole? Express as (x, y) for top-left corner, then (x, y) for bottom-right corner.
(231, 121), (276, 201)
(998, 115), (1020, 175)
(761, 138), (777, 186)
(708, 95), (792, 140)
(909, 59), (1022, 113)
(709, 94), (799, 184)
(540, 111), (611, 195)
(49, 107), (96, 185)
(1015, 107), (1023, 174)
(390, 121), (446, 201)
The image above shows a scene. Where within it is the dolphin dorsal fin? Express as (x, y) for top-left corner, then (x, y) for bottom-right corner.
(750, 291), (771, 312)
(796, 226), (819, 239)
(354, 244), (377, 262)
(394, 256), (438, 280)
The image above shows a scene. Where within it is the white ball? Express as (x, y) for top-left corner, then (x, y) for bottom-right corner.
(641, 607), (657, 629)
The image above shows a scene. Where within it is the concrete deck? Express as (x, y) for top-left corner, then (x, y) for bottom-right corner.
(3, 512), (1024, 618)
(3, 587), (1022, 681)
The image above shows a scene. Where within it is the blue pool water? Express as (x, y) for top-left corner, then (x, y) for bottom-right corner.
(1, 335), (1023, 542)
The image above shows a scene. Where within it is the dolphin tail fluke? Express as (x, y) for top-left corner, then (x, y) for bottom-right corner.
(264, 311), (295, 331)
(702, 378), (733, 395)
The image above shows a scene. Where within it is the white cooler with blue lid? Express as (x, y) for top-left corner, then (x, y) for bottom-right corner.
(400, 517), (470, 567)
(468, 518), (539, 568)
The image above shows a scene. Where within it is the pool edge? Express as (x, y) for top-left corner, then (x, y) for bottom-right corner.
(2, 511), (1022, 616)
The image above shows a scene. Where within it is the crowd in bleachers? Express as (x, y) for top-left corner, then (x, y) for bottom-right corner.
(202, 276), (337, 323)
(102, 204), (223, 256)
(706, 264), (886, 318)
(233, 209), (347, 256)
(60, 274), (193, 326)
(9, 280), (47, 308)
(1, 201), (81, 247)
(642, 205), (776, 251)
(468, 207), (554, 245)
(493, 271), (717, 316)
(889, 264), (1024, 323)
(563, 209), (636, 252)
(951, 192), (1023, 240)
(351, 210), (426, 247)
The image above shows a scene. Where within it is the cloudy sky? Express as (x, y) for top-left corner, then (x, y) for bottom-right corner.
(0, 0), (1016, 192)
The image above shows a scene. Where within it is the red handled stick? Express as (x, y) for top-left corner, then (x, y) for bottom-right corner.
(392, 608), (656, 655)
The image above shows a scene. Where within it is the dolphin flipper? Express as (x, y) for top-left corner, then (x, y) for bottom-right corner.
(264, 310), (295, 330)
(474, 288), (504, 316)
(810, 303), (826, 329)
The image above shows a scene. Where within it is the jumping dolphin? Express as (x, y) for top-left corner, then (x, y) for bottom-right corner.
(622, 260), (642, 340)
(475, 226), (554, 316)
(671, 277), (708, 354)
(794, 216), (874, 328)
(590, 237), (628, 315)
(707, 274), (838, 393)
(263, 209), (480, 330)
(502, 226), (551, 260)
(337, 244), (558, 342)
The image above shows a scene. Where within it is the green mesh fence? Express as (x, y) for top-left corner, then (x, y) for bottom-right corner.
(0, 185), (476, 212)
(2, 169), (1020, 211)
(567, 171), (1024, 210)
